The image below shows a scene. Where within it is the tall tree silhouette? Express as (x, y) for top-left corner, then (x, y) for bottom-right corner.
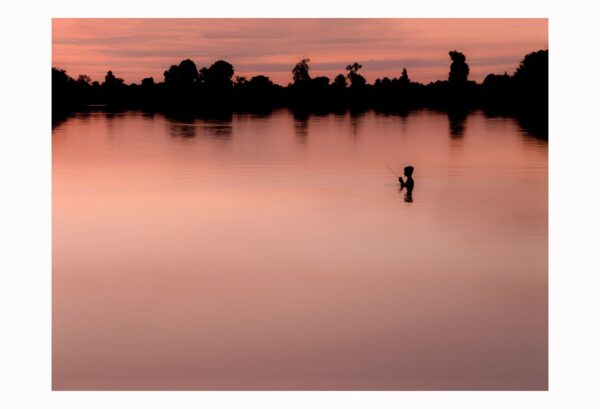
(164, 59), (199, 88)
(199, 60), (235, 109)
(200, 60), (234, 87)
(330, 74), (348, 110)
(447, 51), (472, 108)
(162, 59), (199, 110)
(346, 62), (366, 88)
(103, 71), (124, 87)
(102, 71), (126, 106)
(512, 50), (548, 104)
(344, 62), (367, 111)
(448, 51), (469, 84)
(53, 68), (79, 118)
(292, 58), (311, 84)
(290, 58), (313, 110)
(399, 68), (410, 85)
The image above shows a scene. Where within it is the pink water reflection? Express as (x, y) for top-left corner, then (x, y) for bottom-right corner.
(53, 110), (547, 390)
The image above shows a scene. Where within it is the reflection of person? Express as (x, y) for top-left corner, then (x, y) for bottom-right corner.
(403, 187), (413, 203)
(399, 166), (414, 203)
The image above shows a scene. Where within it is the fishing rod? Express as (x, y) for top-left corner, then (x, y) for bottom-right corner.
(385, 164), (400, 178)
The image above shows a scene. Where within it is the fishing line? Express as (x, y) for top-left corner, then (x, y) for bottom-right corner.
(385, 164), (399, 178)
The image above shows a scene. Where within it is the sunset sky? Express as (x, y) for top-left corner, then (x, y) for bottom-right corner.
(52, 19), (547, 86)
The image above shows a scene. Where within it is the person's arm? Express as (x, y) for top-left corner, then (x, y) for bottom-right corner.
(399, 176), (405, 187)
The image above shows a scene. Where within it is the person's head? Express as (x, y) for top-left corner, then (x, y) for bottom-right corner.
(404, 166), (414, 177)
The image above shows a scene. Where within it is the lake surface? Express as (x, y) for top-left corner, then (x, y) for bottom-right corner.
(52, 109), (547, 390)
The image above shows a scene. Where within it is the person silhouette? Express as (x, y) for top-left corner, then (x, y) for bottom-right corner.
(398, 166), (414, 202)
(398, 166), (414, 189)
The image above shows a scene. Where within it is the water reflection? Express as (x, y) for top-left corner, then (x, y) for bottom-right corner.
(169, 121), (196, 138)
(293, 111), (309, 143)
(448, 110), (468, 138)
(204, 122), (233, 141)
(105, 111), (123, 120)
(141, 111), (156, 120)
(167, 117), (233, 141)
(53, 109), (547, 390)
(349, 111), (364, 136)
(515, 112), (548, 141)
(481, 109), (548, 141)
(400, 185), (414, 203)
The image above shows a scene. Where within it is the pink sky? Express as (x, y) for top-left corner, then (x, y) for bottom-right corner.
(52, 19), (547, 86)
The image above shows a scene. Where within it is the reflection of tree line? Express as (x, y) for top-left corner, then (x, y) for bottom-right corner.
(53, 50), (547, 137)
(168, 117), (234, 140)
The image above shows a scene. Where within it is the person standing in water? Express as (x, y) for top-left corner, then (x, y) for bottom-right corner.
(398, 166), (414, 189)
(398, 165), (414, 202)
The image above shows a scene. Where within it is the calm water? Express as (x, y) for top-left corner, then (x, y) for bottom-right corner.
(52, 109), (547, 390)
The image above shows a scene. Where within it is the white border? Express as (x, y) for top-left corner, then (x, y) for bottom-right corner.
(1, 1), (600, 408)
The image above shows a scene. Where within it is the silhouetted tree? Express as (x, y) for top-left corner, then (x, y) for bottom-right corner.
(292, 58), (311, 84)
(510, 50), (548, 139)
(164, 59), (199, 88)
(103, 71), (124, 87)
(179, 59), (199, 84)
(344, 63), (367, 109)
(137, 77), (157, 107)
(52, 49), (548, 138)
(141, 77), (155, 87)
(201, 60), (234, 87)
(445, 51), (474, 108)
(289, 58), (313, 111)
(249, 75), (273, 87)
(312, 76), (330, 88)
(162, 60), (200, 110)
(164, 64), (179, 83)
(399, 68), (410, 85)
(512, 50), (548, 104)
(346, 63), (366, 88)
(197, 60), (235, 109)
(52, 68), (71, 86)
(101, 71), (126, 106)
(52, 68), (78, 120)
(329, 74), (348, 111)
(333, 74), (347, 88)
(448, 51), (469, 84)
(394, 68), (414, 106)
(233, 74), (283, 112)
(77, 74), (91, 85)
(74, 75), (93, 101)
(309, 76), (332, 111)
(481, 73), (511, 106)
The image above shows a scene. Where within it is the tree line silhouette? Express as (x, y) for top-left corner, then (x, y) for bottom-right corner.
(53, 49), (547, 128)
